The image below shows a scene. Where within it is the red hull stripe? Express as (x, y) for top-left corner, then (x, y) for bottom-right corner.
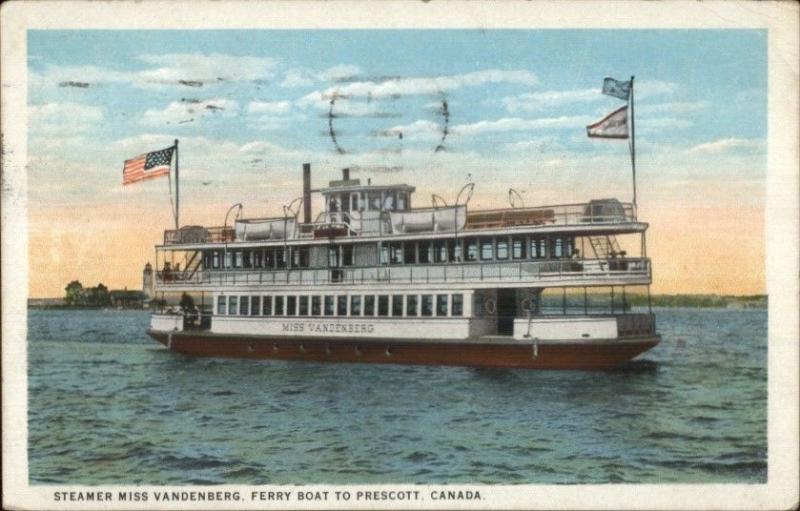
(148, 332), (659, 371)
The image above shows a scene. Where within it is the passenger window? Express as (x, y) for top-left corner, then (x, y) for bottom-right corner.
(350, 295), (362, 316)
(512, 237), (526, 259)
(229, 296), (238, 315)
(263, 296), (272, 315)
(480, 239), (494, 260)
(421, 295), (433, 316)
(406, 295), (418, 316)
(392, 295), (403, 316)
(287, 296), (297, 316)
(217, 296), (227, 315)
(299, 296), (309, 315)
(436, 294), (448, 316)
(378, 295), (389, 316)
(240, 296), (250, 316)
(311, 295), (321, 316)
(324, 296), (334, 316)
(364, 295), (375, 316)
(466, 238), (478, 261)
(452, 294), (464, 316)
(274, 296), (284, 316)
(337, 295), (348, 316)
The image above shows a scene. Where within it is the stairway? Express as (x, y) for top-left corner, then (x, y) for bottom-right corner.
(588, 235), (622, 258)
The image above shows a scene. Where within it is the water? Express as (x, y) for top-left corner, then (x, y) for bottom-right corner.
(28, 308), (766, 484)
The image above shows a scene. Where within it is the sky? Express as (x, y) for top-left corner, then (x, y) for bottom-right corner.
(26, 30), (767, 297)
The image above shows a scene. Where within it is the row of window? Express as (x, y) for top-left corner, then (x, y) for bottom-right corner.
(217, 293), (464, 318)
(200, 236), (576, 270)
(327, 189), (410, 213)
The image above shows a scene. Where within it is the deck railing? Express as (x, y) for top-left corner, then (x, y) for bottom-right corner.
(155, 257), (650, 289)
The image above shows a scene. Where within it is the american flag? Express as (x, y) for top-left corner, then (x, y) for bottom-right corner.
(122, 145), (174, 185)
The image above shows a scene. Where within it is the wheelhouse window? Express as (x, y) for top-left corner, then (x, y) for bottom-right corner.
(342, 245), (354, 266)
(263, 296), (273, 315)
(274, 296), (284, 316)
(380, 244), (389, 265)
(406, 242), (418, 264)
(480, 239), (494, 261)
(299, 296), (309, 316)
(397, 191), (408, 210)
(311, 295), (321, 316)
(421, 295), (433, 316)
(324, 296), (334, 316)
(364, 295), (376, 316)
(418, 241), (433, 264)
(337, 295), (348, 316)
(406, 295), (418, 316)
(390, 243), (404, 264)
(276, 249), (286, 268)
(512, 237), (526, 259)
(251, 296), (261, 316)
(553, 238), (564, 258)
(435, 241), (449, 263)
(293, 247), (310, 268)
(217, 296), (227, 315)
(452, 294), (464, 316)
(212, 251), (220, 269)
(496, 238), (509, 260)
(436, 294), (448, 316)
(392, 295), (403, 316)
(350, 295), (362, 316)
(378, 295), (389, 316)
(229, 296), (238, 315)
(465, 238), (479, 262)
(368, 192), (382, 211)
(531, 238), (547, 259)
(240, 296), (250, 316)
(350, 193), (360, 211)
(287, 296), (297, 316)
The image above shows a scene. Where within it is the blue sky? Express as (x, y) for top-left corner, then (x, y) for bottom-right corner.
(26, 29), (768, 295)
(28, 30), (766, 198)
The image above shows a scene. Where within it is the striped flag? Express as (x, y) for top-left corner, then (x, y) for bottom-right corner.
(602, 77), (631, 100)
(587, 106), (629, 139)
(122, 145), (174, 185)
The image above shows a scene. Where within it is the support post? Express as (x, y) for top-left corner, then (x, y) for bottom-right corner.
(174, 139), (179, 230)
(628, 76), (637, 215)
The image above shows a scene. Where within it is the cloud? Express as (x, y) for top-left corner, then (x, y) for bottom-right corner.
(141, 98), (240, 125)
(502, 89), (600, 112)
(637, 100), (711, 115)
(636, 80), (679, 99)
(452, 116), (592, 136)
(299, 69), (539, 108)
(28, 102), (103, 134)
(279, 64), (363, 88)
(136, 53), (278, 86)
(502, 136), (563, 152)
(636, 117), (694, 130)
(247, 100), (292, 115)
(687, 138), (765, 154)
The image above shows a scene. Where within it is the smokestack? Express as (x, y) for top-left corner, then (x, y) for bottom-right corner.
(342, 167), (350, 181)
(302, 163), (311, 224)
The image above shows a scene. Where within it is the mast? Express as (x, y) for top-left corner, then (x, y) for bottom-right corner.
(174, 139), (180, 229)
(629, 76), (637, 214)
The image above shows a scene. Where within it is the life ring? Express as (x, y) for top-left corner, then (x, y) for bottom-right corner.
(484, 298), (496, 315)
(520, 298), (532, 312)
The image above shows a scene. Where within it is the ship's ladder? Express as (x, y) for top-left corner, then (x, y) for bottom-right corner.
(183, 250), (202, 281)
(588, 235), (622, 259)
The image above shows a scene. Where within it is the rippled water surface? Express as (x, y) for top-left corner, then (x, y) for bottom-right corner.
(28, 308), (766, 484)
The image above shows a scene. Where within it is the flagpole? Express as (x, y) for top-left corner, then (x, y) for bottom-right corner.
(629, 76), (637, 215)
(174, 139), (179, 230)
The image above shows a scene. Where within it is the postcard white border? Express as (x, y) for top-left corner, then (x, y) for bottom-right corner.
(2, 1), (798, 510)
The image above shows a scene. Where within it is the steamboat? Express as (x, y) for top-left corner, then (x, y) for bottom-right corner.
(147, 164), (659, 369)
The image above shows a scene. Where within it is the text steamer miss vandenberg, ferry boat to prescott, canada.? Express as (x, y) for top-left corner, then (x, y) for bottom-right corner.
(142, 76), (660, 370)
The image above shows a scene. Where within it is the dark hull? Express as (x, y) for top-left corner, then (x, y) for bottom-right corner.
(147, 330), (659, 370)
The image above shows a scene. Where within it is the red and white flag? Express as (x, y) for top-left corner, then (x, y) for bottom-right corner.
(586, 106), (629, 139)
(122, 145), (174, 185)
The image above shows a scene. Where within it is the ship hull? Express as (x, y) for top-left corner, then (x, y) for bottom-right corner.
(147, 330), (659, 370)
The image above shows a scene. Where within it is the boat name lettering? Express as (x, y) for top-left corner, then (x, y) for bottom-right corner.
(280, 322), (376, 333)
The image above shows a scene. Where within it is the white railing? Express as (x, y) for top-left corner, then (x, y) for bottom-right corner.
(155, 257), (650, 289)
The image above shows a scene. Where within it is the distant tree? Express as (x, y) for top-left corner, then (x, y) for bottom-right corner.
(93, 283), (110, 306)
(64, 280), (84, 305)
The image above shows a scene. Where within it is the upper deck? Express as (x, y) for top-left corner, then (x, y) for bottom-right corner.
(161, 199), (640, 249)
